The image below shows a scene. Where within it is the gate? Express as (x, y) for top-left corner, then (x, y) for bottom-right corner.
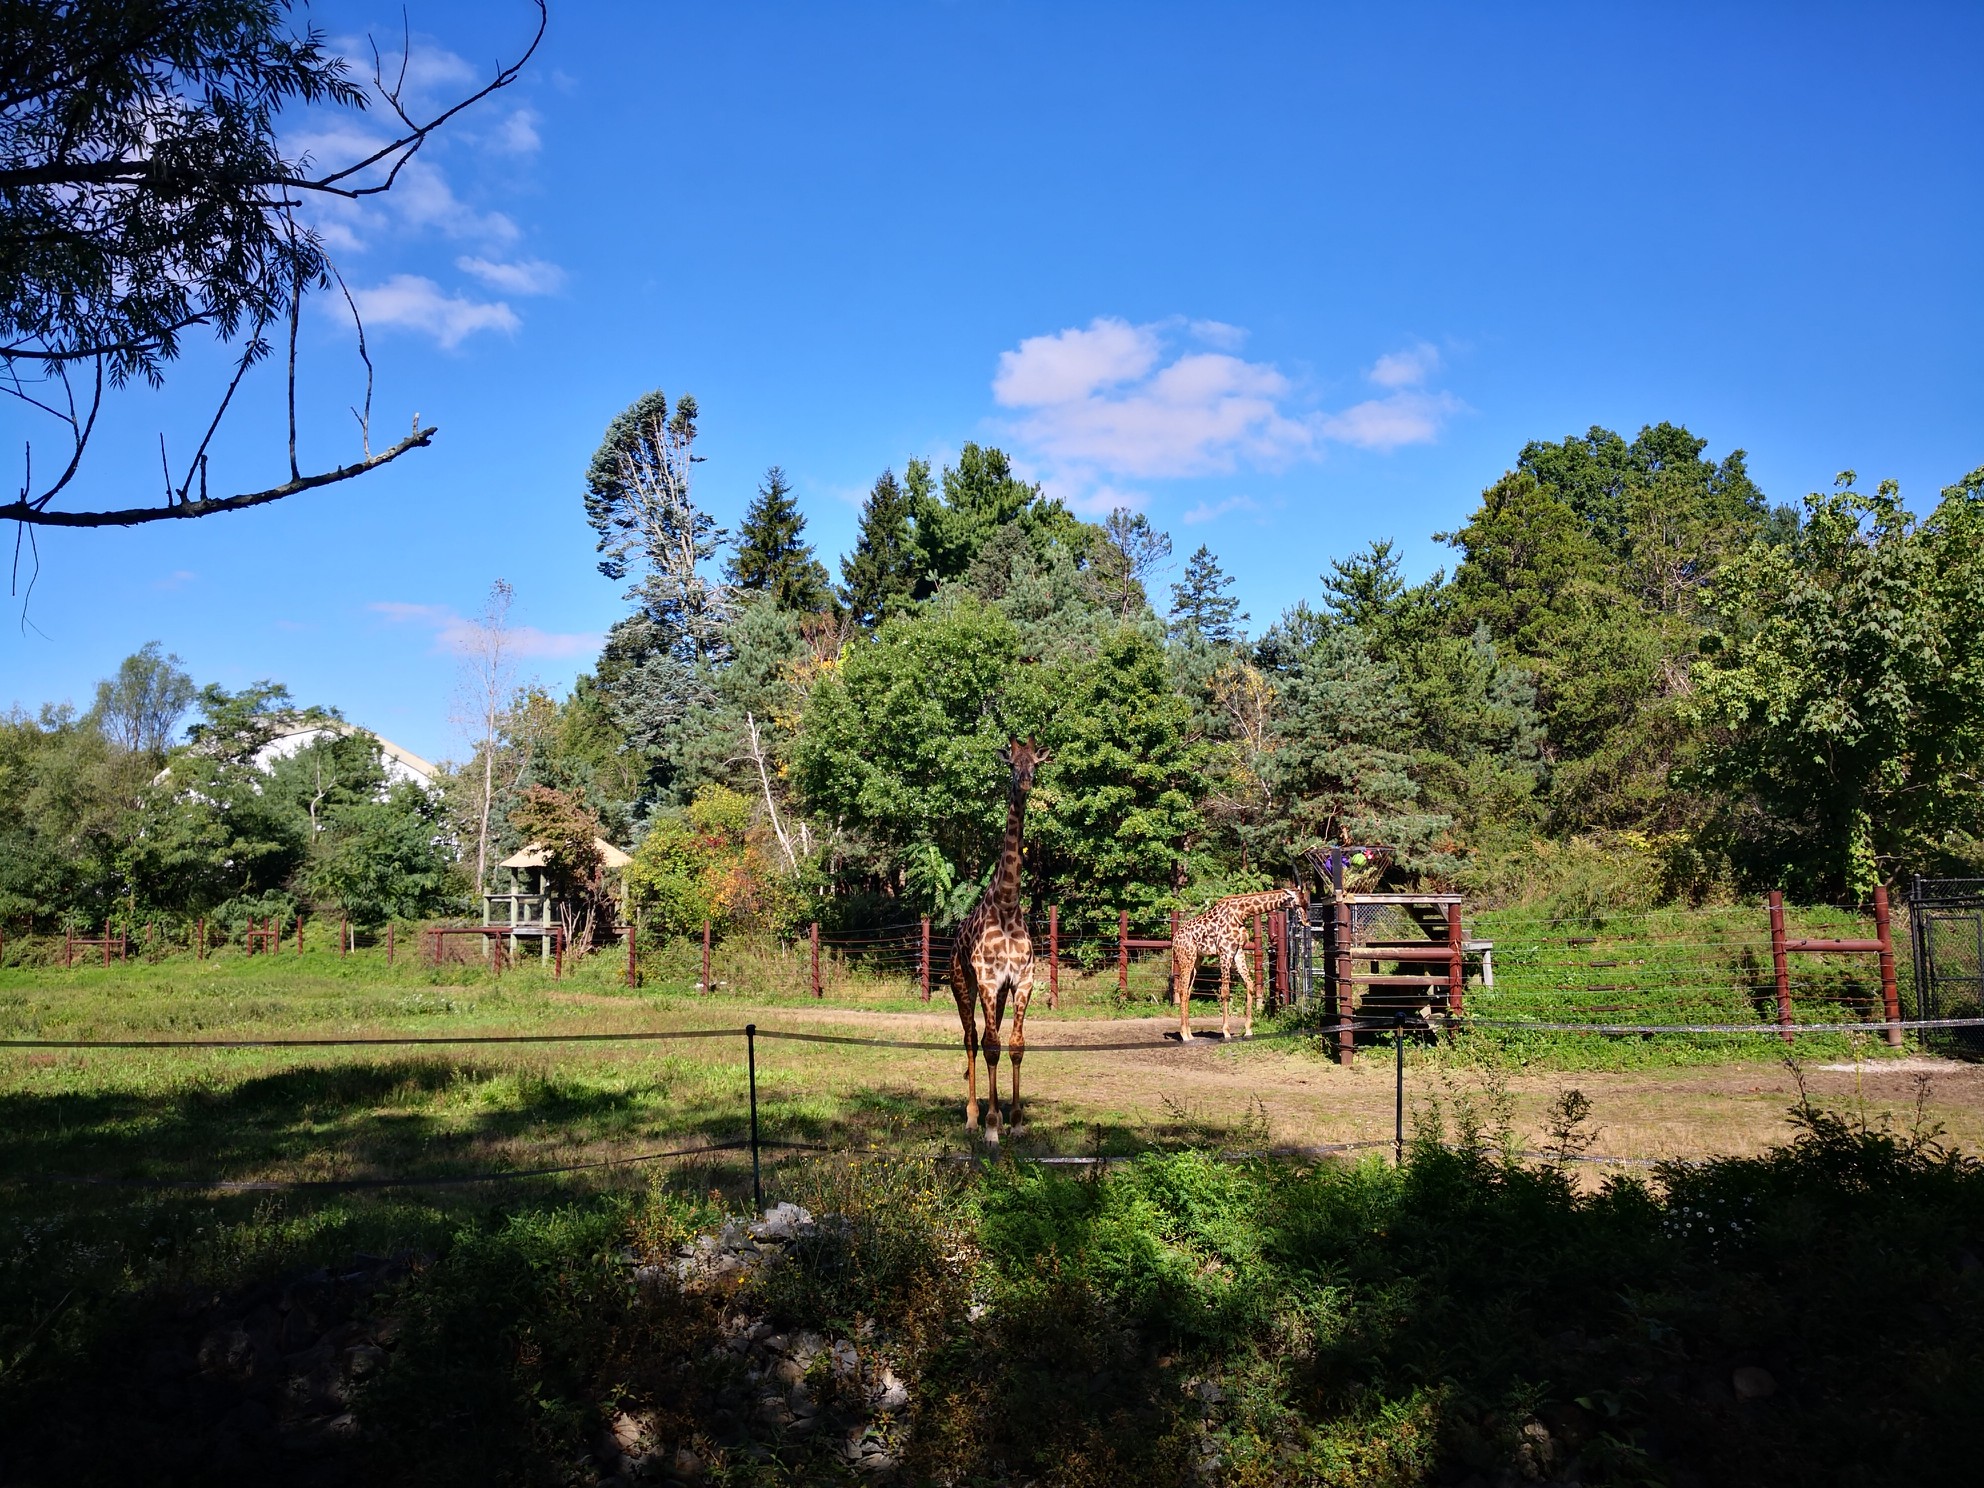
(1908, 877), (1984, 1053)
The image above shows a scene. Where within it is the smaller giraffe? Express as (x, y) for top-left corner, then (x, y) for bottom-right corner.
(1171, 888), (1299, 1041)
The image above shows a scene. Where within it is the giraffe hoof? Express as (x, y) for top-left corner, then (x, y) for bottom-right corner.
(1179, 1030), (1194, 1042)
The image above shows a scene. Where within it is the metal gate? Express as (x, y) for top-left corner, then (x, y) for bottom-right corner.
(1908, 877), (1984, 1052)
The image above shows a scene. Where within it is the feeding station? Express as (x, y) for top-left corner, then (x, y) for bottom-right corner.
(1300, 846), (1492, 1066)
(482, 837), (632, 967)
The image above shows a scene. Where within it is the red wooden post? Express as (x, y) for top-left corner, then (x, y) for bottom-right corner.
(1768, 891), (1794, 1043)
(1048, 905), (1060, 1010)
(65, 924), (73, 968)
(920, 915), (931, 1002)
(701, 919), (712, 994)
(1874, 884), (1902, 1048)
(554, 927), (564, 980)
(810, 922), (822, 998)
(1446, 902), (1465, 1019)
(1118, 910), (1130, 998)
(1334, 897), (1355, 1065)
(1272, 911), (1288, 1010)
(626, 924), (639, 988)
(386, 921), (395, 965)
(103, 928), (111, 967)
(196, 917), (205, 960)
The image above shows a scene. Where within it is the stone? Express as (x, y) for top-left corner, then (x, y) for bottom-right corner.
(856, 1451), (897, 1474)
(671, 1445), (706, 1480)
(829, 1340), (861, 1378)
(773, 1358), (806, 1386)
(751, 1202), (814, 1242)
(342, 1343), (386, 1381)
(1732, 1366), (1777, 1401)
(610, 1412), (646, 1454)
(871, 1368), (910, 1413)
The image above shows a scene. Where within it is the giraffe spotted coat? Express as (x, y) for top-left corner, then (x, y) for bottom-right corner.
(1170, 888), (1299, 1040)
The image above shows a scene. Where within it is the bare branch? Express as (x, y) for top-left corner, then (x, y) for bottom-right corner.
(0, 426), (437, 528)
(330, 266), (373, 458)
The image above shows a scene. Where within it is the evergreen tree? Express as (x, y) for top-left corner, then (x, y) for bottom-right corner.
(727, 466), (833, 612)
(839, 465), (928, 628)
(1169, 544), (1248, 645)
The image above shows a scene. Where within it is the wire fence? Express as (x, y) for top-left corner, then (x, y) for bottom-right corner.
(4, 1016), (1978, 1204)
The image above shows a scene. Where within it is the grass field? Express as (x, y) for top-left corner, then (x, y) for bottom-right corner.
(1, 932), (1978, 1485)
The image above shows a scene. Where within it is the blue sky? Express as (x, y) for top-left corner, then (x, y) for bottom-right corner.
(8, 1), (1981, 763)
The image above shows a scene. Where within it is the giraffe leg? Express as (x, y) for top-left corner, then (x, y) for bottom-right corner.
(1175, 941), (1197, 1041)
(951, 955), (980, 1130)
(1009, 968), (1033, 1133)
(1218, 952), (1233, 1039)
(979, 960), (1005, 1145)
(1233, 947), (1259, 1038)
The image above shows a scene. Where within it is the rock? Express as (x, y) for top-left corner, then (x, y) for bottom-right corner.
(871, 1368), (910, 1413)
(856, 1450), (897, 1474)
(1516, 1420), (1556, 1478)
(342, 1343), (386, 1381)
(671, 1445), (706, 1480)
(829, 1340), (861, 1379)
(1538, 1400), (1596, 1450)
(751, 1202), (814, 1242)
(755, 1395), (794, 1428)
(773, 1357), (806, 1386)
(609, 1412), (646, 1454)
(1732, 1366), (1777, 1401)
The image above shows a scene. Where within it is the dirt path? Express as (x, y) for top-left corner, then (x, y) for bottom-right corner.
(689, 1002), (1984, 1162)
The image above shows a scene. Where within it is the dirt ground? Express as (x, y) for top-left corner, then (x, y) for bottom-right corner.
(725, 1003), (1984, 1164)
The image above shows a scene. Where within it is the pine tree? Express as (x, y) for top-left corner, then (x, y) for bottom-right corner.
(839, 464), (928, 628)
(727, 466), (832, 611)
(1169, 544), (1248, 645)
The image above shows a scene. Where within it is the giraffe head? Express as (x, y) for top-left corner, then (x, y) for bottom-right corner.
(997, 738), (1050, 793)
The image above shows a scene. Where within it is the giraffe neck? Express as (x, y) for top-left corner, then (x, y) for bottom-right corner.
(991, 778), (1030, 914)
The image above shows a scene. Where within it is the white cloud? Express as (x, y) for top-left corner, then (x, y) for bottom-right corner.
(153, 568), (197, 590)
(1187, 319), (1249, 351)
(993, 321), (1466, 510)
(348, 275), (518, 349)
(494, 107), (542, 154)
(370, 601), (597, 659)
(993, 317), (1161, 408)
(1182, 495), (1259, 525)
(1368, 341), (1442, 389)
(1319, 390), (1465, 451)
(455, 255), (565, 295)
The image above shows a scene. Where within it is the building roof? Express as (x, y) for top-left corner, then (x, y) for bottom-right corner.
(500, 838), (633, 870)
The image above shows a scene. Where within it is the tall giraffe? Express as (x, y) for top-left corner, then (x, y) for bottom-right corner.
(947, 738), (1049, 1142)
(1171, 888), (1299, 1041)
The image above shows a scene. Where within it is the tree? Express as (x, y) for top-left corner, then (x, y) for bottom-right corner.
(727, 466), (832, 612)
(507, 784), (615, 953)
(1170, 544), (1247, 645)
(792, 595), (1045, 919)
(456, 580), (517, 894)
(89, 642), (196, 760)
(584, 390), (732, 794)
(839, 464), (930, 627)
(299, 783), (456, 925)
(0, 0), (545, 532)
(1090, 507), (1172, 620)
(1029, 628), (1206, 934)
(1688, 470), (1984, 897)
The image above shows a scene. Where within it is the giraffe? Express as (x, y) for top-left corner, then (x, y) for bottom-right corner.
(1170, 888), (1300, 1041)
(947, 738), (1049, 1142)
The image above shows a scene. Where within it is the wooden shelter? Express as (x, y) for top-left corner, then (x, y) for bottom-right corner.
(483, 838), (632, 962)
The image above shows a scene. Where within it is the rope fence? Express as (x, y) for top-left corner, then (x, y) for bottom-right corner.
(4, 1015), (1977, 1205)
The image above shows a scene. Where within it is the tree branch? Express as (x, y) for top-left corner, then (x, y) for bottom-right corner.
(1, 426), (436, 528)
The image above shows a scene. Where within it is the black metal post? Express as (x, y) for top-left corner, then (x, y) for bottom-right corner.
(746, 1023), (763, 1212)
(1394, 1013), (1406, 1166)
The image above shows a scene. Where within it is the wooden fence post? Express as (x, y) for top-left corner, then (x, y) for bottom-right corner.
(626, 924), (638, 988)
(340, 914), (348, 957)
(1874, 884), (1902, 1047)
(1768, 890), (1793, 1043)
(1118, 910), (1130, 998)
(1446, 902), (1465, 1019)
(702, 919), (713, 994)
(554, 927), (564, 980)
(295, 914), (303, 955)
(1272, 911), (1288, 1010)
(386, 921), (394, 965)
(1048, 905), (1059, 1010)
(196, 917), (205, 961)
(920, 915), (931, 1002)
(1334, 897), (1354, 1066)
(811, 922), (822, 998)
(65, 925), (73, 968)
